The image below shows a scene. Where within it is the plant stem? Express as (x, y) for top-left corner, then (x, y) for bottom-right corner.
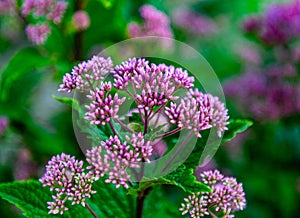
(114, 118), (134, 133)
(136, 187), (152, 218)
(160, 131), (194, 173)
(74, 0), (84, 61)
(85, 203), (99, 218)
(108, 120), (117, 136)
(158, 127), (182, 138)
(144, 110), (149, 135)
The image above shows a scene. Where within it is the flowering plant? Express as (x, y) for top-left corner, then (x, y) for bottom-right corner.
(0, 54), (251, 218)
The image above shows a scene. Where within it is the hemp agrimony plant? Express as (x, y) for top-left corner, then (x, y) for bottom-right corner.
(0, 55), (251, 218)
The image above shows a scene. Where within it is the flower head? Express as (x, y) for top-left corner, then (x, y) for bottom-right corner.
(180, 170), (246, 218)
(72, 10), (90, 30)
(22, 0), (67, 24)
(165, 89), (229, 137)
(39, 153), (96, 215)
(84, 82), (125, 125)
(26, 23), (50, 45)
(113, 58), (194, 112)
(173, 8), (218, 36)
(86, 133), (153, 188)
(127, 4), (173, 46)
(59, 56), (113, 93)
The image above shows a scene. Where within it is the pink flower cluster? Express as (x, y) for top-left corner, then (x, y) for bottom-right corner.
(113, 58), (194, 112)
(59, 56), (114, 93)
(85, 82), (125, 125)
(21, 0), (68, 44)
(25, 24), (50, 45)
(173, 8), (218, 36)
(0, 0), (15, 15)
(128, 4), (173, 42)
(180, 170), (246, 218)
(243, 0), (300, 45)
(86, 133), (152, 188)
(58, 55), (230, 191)
(166, 89), (229, 137)
(39, 153), (96, 215)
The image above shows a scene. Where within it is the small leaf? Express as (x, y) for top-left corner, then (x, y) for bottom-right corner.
(0, 47), (50, 103)
(97, 0), (115, 9)
(52, 95), (81, 112)
(184, 119), (253, 169)
(128, 165), (210, 196)
(222, 119), (253, 143)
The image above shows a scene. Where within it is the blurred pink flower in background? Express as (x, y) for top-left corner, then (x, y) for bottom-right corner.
(72, 10), (90, 31)
(22, 0), (68, 45)
(235, 43), (261, 66)
(0, 0), (15, 15)
(0, 116), (8, 137)
(127, 4), (173, 47)
(172, 8), (218, 36)
(26, 23), (51, 45)
(14, 148), (37, 180)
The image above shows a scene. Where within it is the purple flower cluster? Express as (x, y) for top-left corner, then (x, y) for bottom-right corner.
(59, 56), (113, 93)
(243, 0), (300, 45)
(39, 153), (96, 215)
(0, 116), (8, 137)
(172, 8), (218, 36)
(0, 0), (15, 15)
(165, 89), (229, 137)
(225, 64), (299, 121)
(180, 170), (246, 217)
(113, 58), (194, 111)
(25, 24), (50, 45)
(21, 0), (68, 44)
(85, 82), (125, 125)
(59, 55), (230, 189)
(127, 4), (173, 45)
(86, 133), (152, 188)
(228, 1), (300, 121)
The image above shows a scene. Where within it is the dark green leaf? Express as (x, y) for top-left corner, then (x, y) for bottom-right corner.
(87, 179), (135, 218)
(222, 119), (253, 143)
(0, 180), (52, 218)
(128, 165), (210, 196)
(184, 119), (253, 168)
(0, 47), (50, 103)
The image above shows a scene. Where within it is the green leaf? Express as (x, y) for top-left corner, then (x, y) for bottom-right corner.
(0, 47), (50, 103)
(143, 186), (180, 218)
(128, 165), (210, 196)
(97, 0), (115, 9)
(0, 180), (52, 217)
(222, 119), (253, 143)
(0, 180), (92, 218)
(52, 95), (81, 112)
(87, 179), (135, 218)
(0, 178), (136, 218)
(184, 119), (253, 169)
